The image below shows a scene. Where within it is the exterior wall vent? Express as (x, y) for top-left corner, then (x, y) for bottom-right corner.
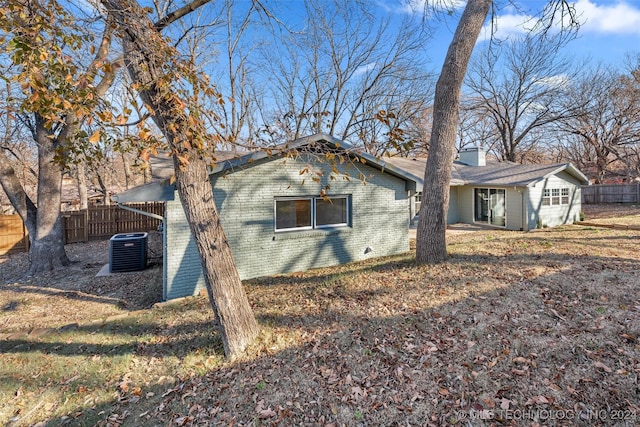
(109, 232), (148, 273)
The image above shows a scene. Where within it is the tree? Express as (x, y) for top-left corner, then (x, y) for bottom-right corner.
(555, 66), (640, 183)
(415, 0), (580, 264)
(101, 0), (258, 357)
(416, 0), (492, 264)
(260, 0), (433, 153)
(0, 1), (118, 273)
(464, 33), (577, 163)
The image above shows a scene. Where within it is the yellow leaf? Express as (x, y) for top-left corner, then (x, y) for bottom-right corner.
(88, 130), (100, 144)
(140, 149), (150, 162)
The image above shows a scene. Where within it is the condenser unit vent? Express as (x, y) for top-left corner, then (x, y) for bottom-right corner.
(109, 232), (148, 273)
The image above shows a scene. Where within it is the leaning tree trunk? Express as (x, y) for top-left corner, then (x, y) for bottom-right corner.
(104, 0), (258, 357)
(174, 156), (259, 355)
(0, 150), (38, 239)
(416, 0), (492, 264)
(28, 127), (70, 274)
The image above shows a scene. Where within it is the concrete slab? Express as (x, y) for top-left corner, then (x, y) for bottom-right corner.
(96, 263), (111, 277)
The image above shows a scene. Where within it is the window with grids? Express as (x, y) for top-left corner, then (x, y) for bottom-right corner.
(275, 196), (350, 231)
(542, 188), (570, 206)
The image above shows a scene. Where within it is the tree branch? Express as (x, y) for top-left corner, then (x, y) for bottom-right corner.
(154, 0), (212, 30)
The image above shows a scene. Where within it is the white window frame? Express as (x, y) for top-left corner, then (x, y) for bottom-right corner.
(542, 187), (571, 206)
(274, 195), (350, 232)
(314, 196), (350, 229)
(274, 197), (313, 232)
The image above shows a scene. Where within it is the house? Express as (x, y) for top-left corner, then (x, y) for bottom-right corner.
(113, 133), (419, 301)
(385, 147), (590, 231)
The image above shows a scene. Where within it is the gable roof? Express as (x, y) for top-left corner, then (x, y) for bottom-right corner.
(384, 156), (590, 192)
(112, 133), (420, 203)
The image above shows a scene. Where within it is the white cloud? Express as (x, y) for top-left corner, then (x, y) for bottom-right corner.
(574, 0), (640, 35)
(478, 0), (640, 42)
(478, 12), (533, 42)
(354, 62), (378, 76)
(536, 74), (571, 89)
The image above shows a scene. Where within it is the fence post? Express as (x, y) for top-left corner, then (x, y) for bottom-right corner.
(83, 209), (89, 242)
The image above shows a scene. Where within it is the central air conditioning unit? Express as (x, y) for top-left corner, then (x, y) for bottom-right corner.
(109, 232), (148, 273)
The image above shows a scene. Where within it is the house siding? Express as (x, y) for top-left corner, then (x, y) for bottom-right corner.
(457, 186), (475, 224)
(447, 187), (459, 224)
(164, 155), (410, 300)
(527, 171), (583, 229)
(505, 187), (524, 230)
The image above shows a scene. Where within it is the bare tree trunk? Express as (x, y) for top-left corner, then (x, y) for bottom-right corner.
(143, 161), (152, 183)
(0, 150), (37, 239)
(28, 127), (70, 274)
(174, 155), (259, 355)
(95, 172), (110, 205)
(416, 0), (491, 264)
(121, 152), (132, 189)
(103, 0), (258, 357)
(77, 162), (89, 210)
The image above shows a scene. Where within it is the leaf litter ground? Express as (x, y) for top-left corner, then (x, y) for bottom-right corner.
(0, 204), (639, 426)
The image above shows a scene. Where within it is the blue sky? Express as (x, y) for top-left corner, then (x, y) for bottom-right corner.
(417, 0), (640, 71)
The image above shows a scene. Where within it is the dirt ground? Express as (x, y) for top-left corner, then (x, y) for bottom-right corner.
(581, 202), (640, 219)
(0, 231), (163, 333)
(1, 204), (639, 426)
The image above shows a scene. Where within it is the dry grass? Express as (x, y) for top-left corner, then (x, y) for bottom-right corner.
(1, 206), (639, 426)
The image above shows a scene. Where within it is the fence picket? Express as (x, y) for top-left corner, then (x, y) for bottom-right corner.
(0, 202), (164, 254)
(582, 183), (640, 204)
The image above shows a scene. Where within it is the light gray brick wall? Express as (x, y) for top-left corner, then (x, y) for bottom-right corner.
(164, 155), (410, 300)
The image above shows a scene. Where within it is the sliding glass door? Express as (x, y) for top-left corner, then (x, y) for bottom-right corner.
(474, 188), (506, 227)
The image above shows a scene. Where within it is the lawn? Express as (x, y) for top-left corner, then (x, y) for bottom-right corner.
(1, 206), (639, 426)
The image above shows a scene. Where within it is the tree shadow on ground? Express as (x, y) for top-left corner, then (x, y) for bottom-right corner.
(4, 227), (640, 426)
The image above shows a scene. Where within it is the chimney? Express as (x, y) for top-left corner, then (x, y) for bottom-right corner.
(459, 147), (486, 167)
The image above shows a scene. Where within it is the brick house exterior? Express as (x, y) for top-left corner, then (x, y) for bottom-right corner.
(114, 134), (419, 301)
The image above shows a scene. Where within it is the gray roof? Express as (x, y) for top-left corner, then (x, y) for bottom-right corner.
(150, 151), (243, 180)
(113, 133), (420, 203)
(384, 156), (589, 192)
(381, 156), (465, 186)
(454, 161), (589, 187)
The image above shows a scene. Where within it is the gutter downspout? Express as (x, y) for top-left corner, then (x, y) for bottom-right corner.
(115, 202), (164, 222)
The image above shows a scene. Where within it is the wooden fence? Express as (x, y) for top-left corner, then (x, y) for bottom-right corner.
(0, 202), (164, 255)
(582, 183), (640, 204)
(0, 215), (29, 255)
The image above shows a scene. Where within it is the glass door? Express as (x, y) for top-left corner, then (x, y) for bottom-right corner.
(489, 189), (505, 226)
(474, 188), (506, 227)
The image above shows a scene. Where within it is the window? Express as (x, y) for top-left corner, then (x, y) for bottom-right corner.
(315, 197), (348, 228)
(275, 198), (312, 231)
(542, 188), (570, 206)
(542, 189), (551, 206)
(275, 196), (350, 231)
